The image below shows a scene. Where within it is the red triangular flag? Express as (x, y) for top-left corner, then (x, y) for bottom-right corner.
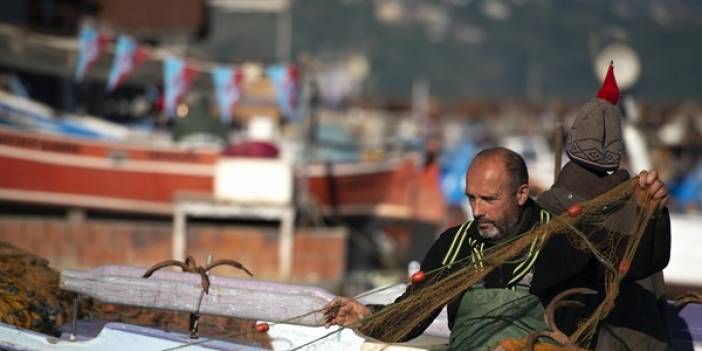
(596, 62), (620, 105)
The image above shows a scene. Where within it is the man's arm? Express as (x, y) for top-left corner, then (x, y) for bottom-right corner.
(531, 169), (671, 292)
(323, 296), (371, 328)
(625, 207), (671, 279)
(624, 170), (671, 279)
(323, 226), (461, 341)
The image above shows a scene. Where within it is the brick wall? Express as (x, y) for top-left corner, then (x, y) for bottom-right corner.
(0, 216), (346, 283)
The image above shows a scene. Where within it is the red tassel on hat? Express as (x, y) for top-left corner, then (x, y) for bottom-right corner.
(596, 61), (620, 105)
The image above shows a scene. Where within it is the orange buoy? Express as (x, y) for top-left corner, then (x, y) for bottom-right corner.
(411, 271), (426, 284)
(255, 322), (269, 333)
(567, 203), (583, 217)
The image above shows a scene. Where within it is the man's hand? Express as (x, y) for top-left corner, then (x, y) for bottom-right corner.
(323, 297), (370, 328)
(637, 169), (669, 212)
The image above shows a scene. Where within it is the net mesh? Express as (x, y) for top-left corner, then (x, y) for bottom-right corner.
(0, 241), (270, 346)
(358, 177), (656, 347)
(0, 241), (73, 334)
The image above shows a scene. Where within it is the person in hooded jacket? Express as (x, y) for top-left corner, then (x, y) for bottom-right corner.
(535, 63), (672, 351)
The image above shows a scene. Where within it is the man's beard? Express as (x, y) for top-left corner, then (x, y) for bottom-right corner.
(477, 221), (502, 239)
(477, 216), (519, 240)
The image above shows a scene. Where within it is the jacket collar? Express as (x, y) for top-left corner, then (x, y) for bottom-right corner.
(555, 161), (630, 200)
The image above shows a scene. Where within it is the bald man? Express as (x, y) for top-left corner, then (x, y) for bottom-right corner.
(324, 147), (669, 351)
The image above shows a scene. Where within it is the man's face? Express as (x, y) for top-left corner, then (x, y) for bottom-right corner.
(465, 157), (526, 239)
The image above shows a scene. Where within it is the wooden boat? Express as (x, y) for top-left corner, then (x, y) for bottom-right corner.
(0, 125), (218, 214)
(0, 124), (444, 222)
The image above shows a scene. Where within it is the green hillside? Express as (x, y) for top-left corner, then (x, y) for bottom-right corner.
(202, 0), (702, 100)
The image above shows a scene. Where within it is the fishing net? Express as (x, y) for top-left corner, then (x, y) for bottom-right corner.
(0, 241), (74, 335)
(358, 177), (657, 347)
(0, 240), (270, 347)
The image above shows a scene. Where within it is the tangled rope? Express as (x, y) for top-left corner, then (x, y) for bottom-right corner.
(356, 177), (656, 347)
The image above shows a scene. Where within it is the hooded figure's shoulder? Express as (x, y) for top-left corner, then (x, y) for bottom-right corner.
(537, 186), (585, 215)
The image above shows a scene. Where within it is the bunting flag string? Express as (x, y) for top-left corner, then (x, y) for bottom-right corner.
(212, 66), (244, 125)
(70, 23), (302, 121)
(106, 35), (149, 92)
(163, 56), (198, 118)
(74, 24), (108, 81)
(266, 64), (302, 121)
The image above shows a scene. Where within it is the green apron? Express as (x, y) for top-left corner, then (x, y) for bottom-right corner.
(447, 285), (547, 351)
(443, 211), (551, 350)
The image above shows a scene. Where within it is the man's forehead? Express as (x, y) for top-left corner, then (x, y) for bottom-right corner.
(467, 159), (511, 190)
(465, 187), (498, 197)
(468, 157), (507, 180)
(466, 178), (506, 194)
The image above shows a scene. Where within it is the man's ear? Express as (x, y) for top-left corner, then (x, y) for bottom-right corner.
(516, 183), (529, 206)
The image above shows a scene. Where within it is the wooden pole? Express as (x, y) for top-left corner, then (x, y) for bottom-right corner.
(554, 121), (563, 182)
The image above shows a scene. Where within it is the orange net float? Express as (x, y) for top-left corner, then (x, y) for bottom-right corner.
(566, 203), (582, 217)
(411, 271), (426, 284)
(255, 322), (270, 333)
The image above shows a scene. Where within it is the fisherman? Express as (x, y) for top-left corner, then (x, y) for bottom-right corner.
(324, 145), (669, 350)
(535, 63), (672, 350)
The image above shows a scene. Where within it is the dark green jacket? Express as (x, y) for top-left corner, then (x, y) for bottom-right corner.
(367, 198), (547, 341)
(535, 161), (672, 350)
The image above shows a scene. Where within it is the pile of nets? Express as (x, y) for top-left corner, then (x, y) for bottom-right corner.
(358, 177), (656, 347)
(0, 240), (270, 347)
(0, 241), (73, 335)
